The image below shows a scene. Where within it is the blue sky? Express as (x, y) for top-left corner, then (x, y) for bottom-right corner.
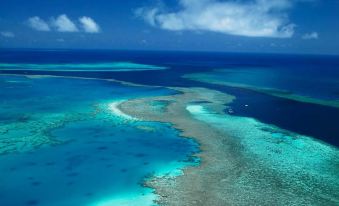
(0, 0), (338, 54)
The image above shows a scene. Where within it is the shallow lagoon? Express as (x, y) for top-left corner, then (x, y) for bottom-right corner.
(0, 75), (198, 206)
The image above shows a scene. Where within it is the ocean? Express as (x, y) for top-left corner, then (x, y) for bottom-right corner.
(0, 49), (338, 205)
(1, 49), (338, 145)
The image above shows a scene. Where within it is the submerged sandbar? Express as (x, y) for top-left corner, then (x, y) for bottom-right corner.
(0, 62), (167, 72)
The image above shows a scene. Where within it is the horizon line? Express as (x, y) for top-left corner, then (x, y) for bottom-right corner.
(0, 47), (338, 57)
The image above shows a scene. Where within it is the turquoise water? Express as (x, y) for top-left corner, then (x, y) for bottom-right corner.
(0, 62), (167, 72)
(1, 50), (338, 205)
(0, 75), (198, 206)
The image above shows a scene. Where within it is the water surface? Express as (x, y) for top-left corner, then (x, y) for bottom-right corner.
(0, 75), (198, 206)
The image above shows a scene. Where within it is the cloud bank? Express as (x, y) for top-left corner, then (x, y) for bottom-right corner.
(27, 16), (50, 31)
(79, 16), (100, 33)
(137, 0), (297, 38)
(302, 32), (318, 40)
(26, 15), (100, 33)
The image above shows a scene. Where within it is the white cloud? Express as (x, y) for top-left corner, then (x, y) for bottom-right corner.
(79, 16), (100, 33)
(27, 16), (50, 31)
(302, 32), (318, 40)
(51, 14), (78, 32)
(26, 15), (101, 34)
(137, 0), (296, 38)
(0, 31), (15, 38)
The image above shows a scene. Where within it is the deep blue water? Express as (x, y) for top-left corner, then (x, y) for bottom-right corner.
(1, 49), (338, 147)
(194, 66), (339, 100)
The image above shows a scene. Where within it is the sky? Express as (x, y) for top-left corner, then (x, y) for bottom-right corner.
(0, 0), (338, 54)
